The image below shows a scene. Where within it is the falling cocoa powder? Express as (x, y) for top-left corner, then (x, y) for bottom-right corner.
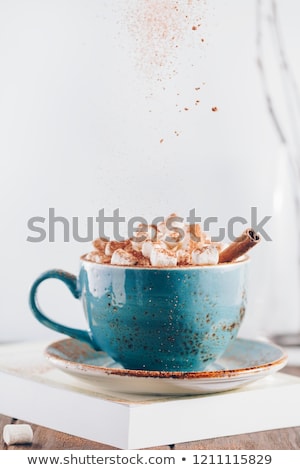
(126, 0), (207, 82)
(125, 1), (216, 140)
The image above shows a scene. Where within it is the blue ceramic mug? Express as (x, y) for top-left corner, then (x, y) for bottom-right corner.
(29, 256), (249, 371)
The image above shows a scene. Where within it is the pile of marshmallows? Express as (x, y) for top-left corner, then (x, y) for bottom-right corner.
(85, 214), (225, 267)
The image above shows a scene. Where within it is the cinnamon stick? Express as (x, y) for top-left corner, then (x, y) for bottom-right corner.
(218, 228), (261, 263)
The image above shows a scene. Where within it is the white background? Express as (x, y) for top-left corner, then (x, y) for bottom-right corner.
(0, 0), (299, 343)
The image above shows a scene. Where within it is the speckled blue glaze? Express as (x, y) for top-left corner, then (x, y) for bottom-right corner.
(30, 258), (249, 372)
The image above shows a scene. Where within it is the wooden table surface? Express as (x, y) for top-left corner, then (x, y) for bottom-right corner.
(1, 365), (300, 451)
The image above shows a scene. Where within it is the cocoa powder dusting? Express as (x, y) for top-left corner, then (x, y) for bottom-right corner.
(125, 1), (218, 135)
(126, 0), (206, 82)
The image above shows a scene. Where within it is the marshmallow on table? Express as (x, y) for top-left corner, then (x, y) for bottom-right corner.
(150, 245), (178, 267)
(3, 424), (33, 446)
(192, 245), (219, 265)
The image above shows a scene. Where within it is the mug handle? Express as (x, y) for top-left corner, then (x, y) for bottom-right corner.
(29, 269), (93, 346)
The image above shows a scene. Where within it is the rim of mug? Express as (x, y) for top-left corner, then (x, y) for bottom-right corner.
(80, 254), (250, 270)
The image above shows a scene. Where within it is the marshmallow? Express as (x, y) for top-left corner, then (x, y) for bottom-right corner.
(130, 232), (149, 252)
(92, 237), (108, 251)
(148, 224), (158, 241)
(212, 242), (227, 253)
(176, 249), (191, 265)
(87, 214), (222, 268)
(162, 230), (183, 249)
(165, 214), (185, 232)
(192, 245), (219, 266)
(181, 232), (201, 252)
(122, 245), (151, 265)
(156, 221), (167, 235)
(150, 246), (178, 267)
(192, 245), (219, 265)
(85, 251), (111, 264)
(111, 249), (138, 266)
(105, 240), (129, 256)
(3, 424), (33, 446)
(141, 239), (155, 258)
(136, 256), (151, 267)
(187, 223), (206, 244)
(135, 224), (158, 241)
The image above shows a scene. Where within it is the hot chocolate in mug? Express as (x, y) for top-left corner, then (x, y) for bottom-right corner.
(29, 256), (249, 372)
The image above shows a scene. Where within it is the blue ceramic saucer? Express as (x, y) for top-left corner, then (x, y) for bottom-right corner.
(45, 337), (287, 396)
